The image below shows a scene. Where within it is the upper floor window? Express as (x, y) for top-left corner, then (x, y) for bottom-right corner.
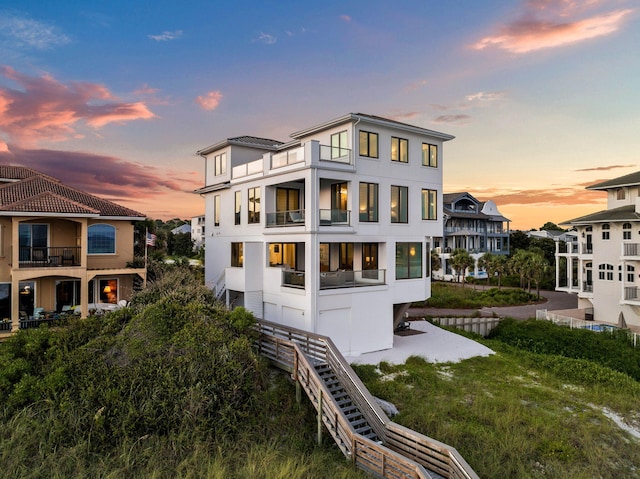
(391, 137), (408, 163)
(359, 182), (378, 222)
(214, 195), (221, 227)
(602, 223), (610, 240)
(396, 242), (422, 279)
(617, 188), (625, 200)
(331, 130), (348, 159)
(234, 191), (241, 225)
(359, 131), (378, 158)
(623, 222), (632, 240)
(231, 242), (243, 267)
(627, 264), (635, 283)
(422, 143), (437, 167)
(598, 263), (613, 281)
(88, 224), (115, 254)
(214, 152), (227, 176)
(391, 185), (408, 223)
(248, 187), (261, 224)
(422, 189), (437, 220)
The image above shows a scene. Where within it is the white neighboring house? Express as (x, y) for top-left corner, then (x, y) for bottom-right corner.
(432, 192), (510, 281)
(195, 113), (453, 355)
(555, 171), (640, 328)
(191, 215), (205, 250)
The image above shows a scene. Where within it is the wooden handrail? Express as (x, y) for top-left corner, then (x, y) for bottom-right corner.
(255, 319), (479, 479)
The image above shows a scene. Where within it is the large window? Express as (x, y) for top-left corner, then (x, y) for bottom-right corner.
(88, 224), (115, 254)
(19, 223), (48, 261)
(363, 243), (378, 279)
(214, 152), (227, 176)
(231, 242), (243, 267)
(359, 182), (378, 222)
(269, 243), (297, 269)
(99, 279), (118, 304)
(396, 242), (422, 279)
(339, 243), (354, 270)
(390, 185), (408, 223)
(422, 143), (437, 167)
(214, 195), (220, 227)
(248, 187), (260, 224)
(234, 191), (241, 225)
(422, 189), (437, 220)
(331, 130), (348, 159)
(359, 131), (378, 158)
(391, 137), (408, 163)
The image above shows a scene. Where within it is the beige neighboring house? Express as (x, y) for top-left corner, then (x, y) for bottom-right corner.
(555, 171), (640, 329)
(0, 165), (147, 337)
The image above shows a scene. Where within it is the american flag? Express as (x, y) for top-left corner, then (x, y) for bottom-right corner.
(146, 233), (157, 246)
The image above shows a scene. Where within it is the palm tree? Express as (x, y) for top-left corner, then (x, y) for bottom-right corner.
(449, 248), (475, 287)
(478, 252), (496, 287)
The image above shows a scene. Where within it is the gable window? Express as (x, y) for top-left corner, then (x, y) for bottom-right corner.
(231, 242), (243, 267)
(396, 242), (422, 279)
(359, 182), (378, 222)
(602, 223), (610, 240)
(234, 191), (241, 225)
(598, 263), (613, 281)
(331, 130), (348, 159)
(623, 222), (632, 240)
(390, 185), (408, 223)
(391, 137), (408, 163)
(248, 187), (260, 224)
(359, 131), (378, 158)
(422, 143), (437, 167)
(214, 195), (221, 227)
(422, 189), (437, 220)
(214, 152), (227, 176)
(88, 224), (115, 254)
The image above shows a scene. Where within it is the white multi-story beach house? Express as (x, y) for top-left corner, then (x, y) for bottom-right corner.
(555, 171), (640, 328)
(196, 113), (454, 355)
(432, 192), (510, 280)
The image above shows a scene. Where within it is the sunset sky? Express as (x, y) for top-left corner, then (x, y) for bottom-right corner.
(0, 1), (638, 230)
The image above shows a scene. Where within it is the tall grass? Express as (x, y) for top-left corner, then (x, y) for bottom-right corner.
(418, 282), (539, 309)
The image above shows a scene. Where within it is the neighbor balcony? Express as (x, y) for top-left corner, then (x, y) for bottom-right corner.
(19, 246), (81, 268)
(622, 243), (640, 258)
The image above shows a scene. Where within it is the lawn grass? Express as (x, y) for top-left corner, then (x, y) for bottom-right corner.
(416, 282), (540, 309)
(353, 339), (640, 479)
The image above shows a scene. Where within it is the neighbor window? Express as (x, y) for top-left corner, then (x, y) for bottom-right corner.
(623, 222), (632, 240)
(231, 242), (243, 267)
(248, 187), (260, 224)
(396, 242), (422, 279)
(627, 264), (635, 283)
(422, 189), (437, 220)
(359, 131), (378, 158)
(598, 263), (613, 281)
(390, 185), (408, 223)
(331, 130), (348, 159)
(602, 223), (610, 240)
(617, 188), (625, 200)
(88, 224), (115, 254)
(391, 137), (408, 163)
(422, 143), (437, 167)
(214, 152), (227, 176)
(359, 182), (378, 222)
(234, 191), (241, 225)
(214, 195), (220, 227)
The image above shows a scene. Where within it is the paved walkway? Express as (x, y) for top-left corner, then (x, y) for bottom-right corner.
(408, 288), (578, 320)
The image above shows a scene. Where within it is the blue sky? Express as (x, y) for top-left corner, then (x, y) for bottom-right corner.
(0, 0), (637, 229)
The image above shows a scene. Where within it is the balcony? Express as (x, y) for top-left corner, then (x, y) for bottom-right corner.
(319, 269), (386, 290)
(582, 282), (593, 292)
(266, 209), (305, 227)
(282, 270), (305, 289)
(624, 286), (639, 301)
(272, 147), (305, 169)
(623, 243), (640, 257)
(319, 145), (352, 164)
(319, 209), (350, 226)
(19, 247), (81, 268)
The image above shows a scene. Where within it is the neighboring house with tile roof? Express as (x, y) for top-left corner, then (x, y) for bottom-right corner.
(196, 112), (453, 355)
(432, 192), (510, 280)
(555, 171), (640, 329)
(0, 165), (147, 337)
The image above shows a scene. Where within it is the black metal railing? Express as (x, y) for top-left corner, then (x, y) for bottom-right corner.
(19, 246), (80, 267)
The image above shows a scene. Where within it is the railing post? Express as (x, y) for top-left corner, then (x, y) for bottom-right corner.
(317, 390), (323, 446)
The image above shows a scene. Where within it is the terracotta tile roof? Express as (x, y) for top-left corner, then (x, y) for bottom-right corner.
(0, 165), (145, 218)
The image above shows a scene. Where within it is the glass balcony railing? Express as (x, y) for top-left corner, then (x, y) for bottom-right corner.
(319, 209), (350, 226)
(319, 269), (386, 289)
(319, 145), (352, 164)
(282, 270), (305, 288)
(266, 209), (305, 227)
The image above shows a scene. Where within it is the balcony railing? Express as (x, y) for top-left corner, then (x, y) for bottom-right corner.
(319, 145), (352, 164)
(19, 246), (81, 268)
(319, 269), (386, 290)
(625, 286), (639, 301)
(232, 158), (263, 179)
(266, 209), (305, 227)
(582, 282), (593, 292)
(272, 147), (304, 169)
(582, 243), (593, 254)
(623, 243), (640, 257)
(319, 209), (350, 226)
(282, 270), (305, 288)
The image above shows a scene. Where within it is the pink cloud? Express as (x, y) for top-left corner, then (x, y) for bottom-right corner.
(0, 66), (156, 146)
(340, 14), (352, 22)
(474, 185), (603, 206)
(195, 90), (223, 110)
(473, 4), (633, 53)
(433, 114), (470, 124)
